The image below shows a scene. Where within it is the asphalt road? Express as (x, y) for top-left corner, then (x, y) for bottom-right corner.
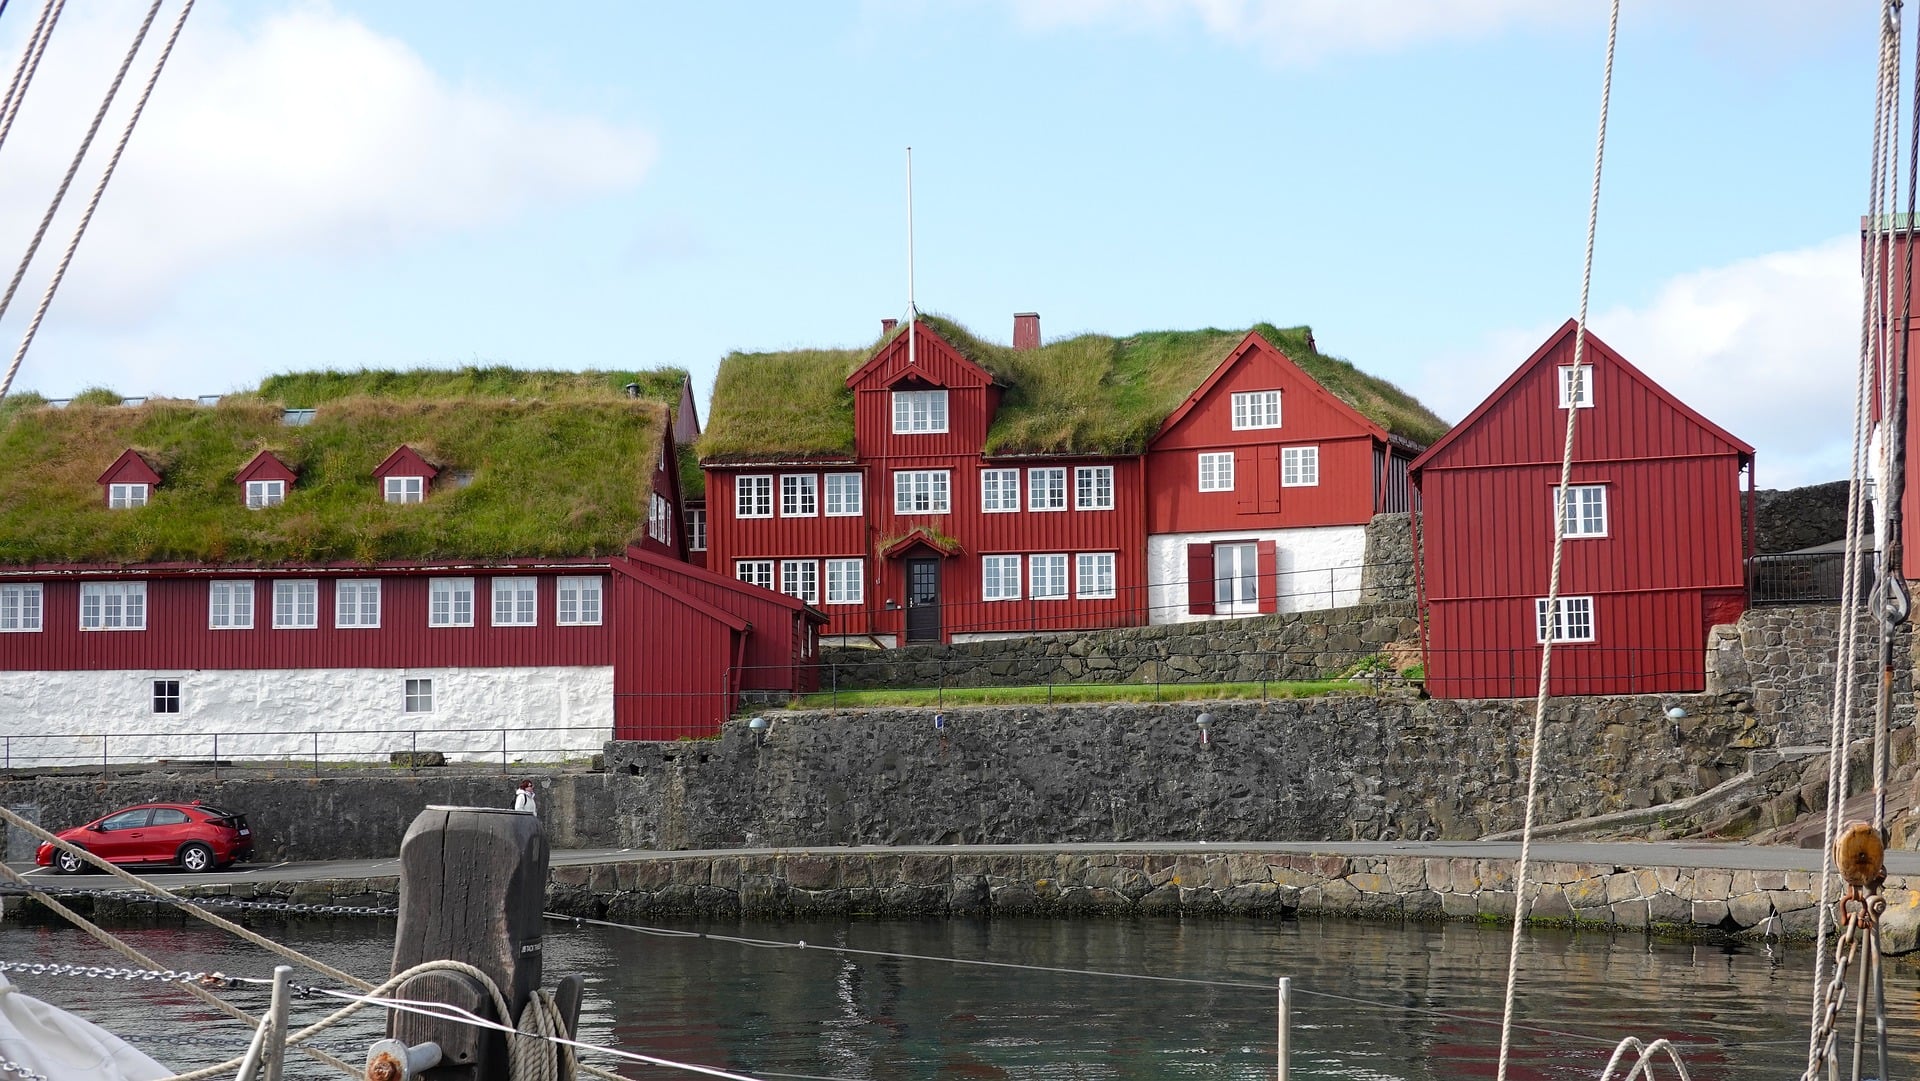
(8, 838), (1917, 890)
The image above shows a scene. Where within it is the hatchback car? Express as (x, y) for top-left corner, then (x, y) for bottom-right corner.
(35, 801), (252, 874)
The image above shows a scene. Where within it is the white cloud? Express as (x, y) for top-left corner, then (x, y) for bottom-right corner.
(0, 1), (655, 327)
(1418, 236), (1862, 488)
(997, 0), (1859, 64)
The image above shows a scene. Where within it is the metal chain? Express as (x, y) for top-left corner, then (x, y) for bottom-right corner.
(1803, 889), (1885, 1080)
(0, 1059), (49, 1081)
(0, 959), (240, 987)
(0, 886), (397, 918)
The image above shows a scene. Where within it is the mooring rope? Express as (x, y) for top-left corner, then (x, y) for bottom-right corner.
(1494, 2), (1620, 1079)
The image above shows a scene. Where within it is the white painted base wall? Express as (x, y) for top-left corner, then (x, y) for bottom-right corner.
(1146, 526), (1367, 625)
(0, 666), (614, 768)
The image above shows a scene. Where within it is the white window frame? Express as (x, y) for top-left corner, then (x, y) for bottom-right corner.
(1214, 543), (1259, 615)
(1074, 466), (1115, 511)
(780, 560), (819, 605)
(1281, 446), (1319, 487)
(735, 475), (773, 518)
(891, 389), (949, 434)
(892, 470), (951, 514)
(824, 559), (863, 605)
(404, 678), (434, 713)
(1030, 554), (1069, 600)
(335, 579), (382, 629)
(1230, 390), (1282, 430)
(685, 507), (707, 551)
(648, 492), (672, 543)
(429, 577), (475, 628)
(736, 560), (774, 590)
(492, 577), (538, 627)
(981, 468), (1020, 513)
(1028, 467), (1066, 512)
(384, 476), (425, 504)
(1198, 452), (1235, 492)
(983, 555), (1022, 601)
(1536, 596), (1596, 643)
(557, 576), (603, 626)
(825, 473), (863, 517)
(208, 580), (253, 630)
(781, 474), (818, 517)
(1559, 364), (1593, 408)
(80, 582), (146, 631)
(0, 583), (43, 632)
(1557, 484), (1610, 538)
(108, 483), (148, 509)
(271, 579), (318, 630)
(1076, 552), (1116, 599)
(245, 479), (285, 508)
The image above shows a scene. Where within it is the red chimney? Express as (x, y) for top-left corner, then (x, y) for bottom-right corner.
(881, 318), (899, 335)
(1013, 312), (1041, 350)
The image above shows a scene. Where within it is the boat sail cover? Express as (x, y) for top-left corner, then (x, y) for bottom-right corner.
(0, 973), (171, 1081)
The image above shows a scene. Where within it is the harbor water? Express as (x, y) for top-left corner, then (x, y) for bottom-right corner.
(0, 913), (1905, 1080)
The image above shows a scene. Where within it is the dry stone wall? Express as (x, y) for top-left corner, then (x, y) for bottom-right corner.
(1707, 604), (1913, 748)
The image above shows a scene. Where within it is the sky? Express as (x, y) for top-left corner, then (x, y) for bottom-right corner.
(0, 0), (1885, 486)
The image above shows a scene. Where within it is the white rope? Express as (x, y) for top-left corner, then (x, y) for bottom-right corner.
(0, 0), (160, 399)
(1598, 1037), (1693, 1081)
(0, 0), (63, 160)
(0, 0), (192, 395)
(1808, 4), (1904, 1069)
(1494, 2), (1619, 1079)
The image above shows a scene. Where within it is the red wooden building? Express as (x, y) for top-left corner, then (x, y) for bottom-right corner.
(702, 314), (1443, 645)
(0, 375), (820, 762)
(1409, 320), (1755, 698)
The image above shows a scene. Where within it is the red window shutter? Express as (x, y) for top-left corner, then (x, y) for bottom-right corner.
(1258, 445), (1281, 514)
(1186, 543), (1215, 615)
(1257, 540), (1279, 613)
(1236, 450), (1255, 515)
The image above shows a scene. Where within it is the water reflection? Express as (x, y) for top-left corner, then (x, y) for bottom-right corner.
(0, 915), (1898, 1080)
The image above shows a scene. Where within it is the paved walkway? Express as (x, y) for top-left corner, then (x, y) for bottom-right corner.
(8, 838), (1915, 891)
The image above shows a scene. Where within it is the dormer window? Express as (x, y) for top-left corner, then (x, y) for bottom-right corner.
(1559, 364), (1593, 408)
(109, 483), (148, 508)
(892, 389), (948, 434)
(385, 476), (425, 504)
(245, 480), (285, 508)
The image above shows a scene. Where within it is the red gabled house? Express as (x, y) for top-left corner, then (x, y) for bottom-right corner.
(702, 313), (1444, 645)
(1410, 320), (1755, 698)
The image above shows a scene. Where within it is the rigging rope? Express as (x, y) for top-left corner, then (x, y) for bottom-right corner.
(0, 0), (62, 163)
(0, 0), (159, 399)
(1494, 2), (1620, 1078)
(0, 0), (192, 396)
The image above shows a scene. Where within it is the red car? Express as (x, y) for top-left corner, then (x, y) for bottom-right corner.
(35, 801), (252, 874)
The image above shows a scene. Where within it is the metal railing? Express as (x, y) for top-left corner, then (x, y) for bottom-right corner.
(1747, 550), (1873, 606)
(0, 723), (612, 777)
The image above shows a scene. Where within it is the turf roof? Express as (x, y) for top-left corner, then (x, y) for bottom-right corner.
(699, 316), (1448, 460)
(0, 373), (677, 566)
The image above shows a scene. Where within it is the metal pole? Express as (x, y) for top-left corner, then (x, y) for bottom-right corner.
(213, 733), (218, 783)
(262, 964), (290, 1081)
(311, 731), (319, 777)
(1277, 976), (1291, 1081)
(501, 728), (508, 775)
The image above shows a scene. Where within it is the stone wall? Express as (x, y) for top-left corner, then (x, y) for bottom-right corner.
(1754, 482), (1856, 554)
(605, 693), (1763, 850)
(819, 603), (1418, 691)
(1707, 604), (1913, 747)
(0, 768), (624, 863)
(1360, 513), (1413, 603)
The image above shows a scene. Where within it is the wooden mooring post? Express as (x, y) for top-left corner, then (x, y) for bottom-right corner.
(379, 805), (581, 1081)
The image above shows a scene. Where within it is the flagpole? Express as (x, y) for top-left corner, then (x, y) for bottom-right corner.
(906, 145), (916, 367)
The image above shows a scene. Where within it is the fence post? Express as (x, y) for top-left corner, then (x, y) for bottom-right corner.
(102, 735), (109, 781)
(213, 733), (219, 783)
(500, 729), (508, 775)
(311, 732), (319, 777)
(410, 730), (419, 775)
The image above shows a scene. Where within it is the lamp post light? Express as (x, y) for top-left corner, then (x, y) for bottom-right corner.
(748, 716), (770, 748)
(1196, 712), (1213, 746)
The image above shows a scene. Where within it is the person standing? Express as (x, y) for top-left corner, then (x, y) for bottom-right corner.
(513, 779), (538, 815)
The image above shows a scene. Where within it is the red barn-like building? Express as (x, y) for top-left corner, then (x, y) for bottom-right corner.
(702, 314), (1444, 645)
(1410, 321), (1755, 698)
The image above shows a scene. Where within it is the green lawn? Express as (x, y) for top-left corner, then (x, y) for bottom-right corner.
(787, 679), (1367, 709)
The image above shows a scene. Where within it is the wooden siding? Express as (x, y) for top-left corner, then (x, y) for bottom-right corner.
(610, 569), (739, 739)
(1424, 590), (1705, 697)
(850, 326), (996, 461)
(0, 571), (615, 671)
(1146, 435), (1378, 534)
(623, 547), (820, 692)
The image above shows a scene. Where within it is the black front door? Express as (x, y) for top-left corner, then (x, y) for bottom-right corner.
(905, 558), (941, 643)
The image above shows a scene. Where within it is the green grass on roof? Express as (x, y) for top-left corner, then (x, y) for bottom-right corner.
(0, 394), (666, 565)
(699, 317), (1448, 460)
(257, 365), (689, 407)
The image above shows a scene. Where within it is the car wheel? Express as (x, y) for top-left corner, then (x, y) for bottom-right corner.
(53, 849), (86, 875)
(178, 843), (215, 873)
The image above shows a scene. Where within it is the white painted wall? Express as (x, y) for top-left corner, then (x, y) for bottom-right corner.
(1145, 526), (1367, 625)
(0, 666), (613, 768)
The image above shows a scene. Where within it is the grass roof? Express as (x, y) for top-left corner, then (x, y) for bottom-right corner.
(258, 365), (689, 406)
(0, 381), (672, 566)
(699, 317), (1448, 460)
